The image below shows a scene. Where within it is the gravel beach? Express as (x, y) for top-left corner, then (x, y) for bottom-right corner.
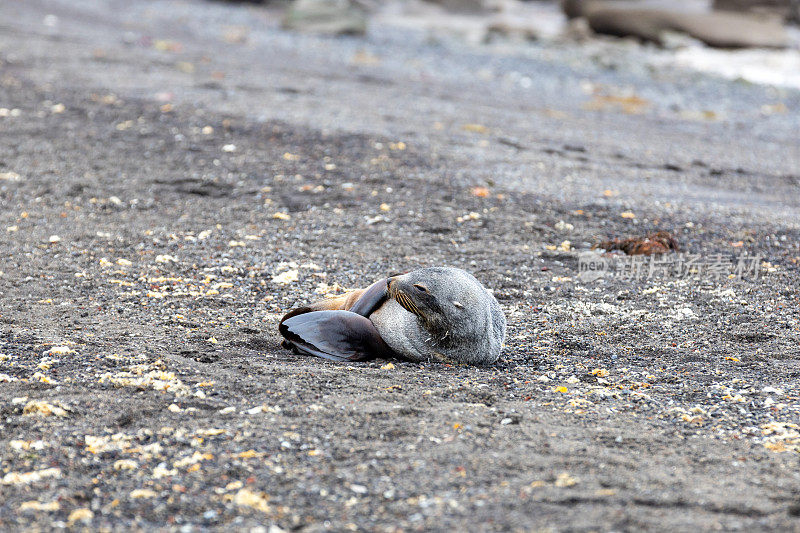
(1, 1), (799, 530)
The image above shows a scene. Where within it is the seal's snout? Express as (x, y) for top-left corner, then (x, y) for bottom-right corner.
(389, 278), (427, 319)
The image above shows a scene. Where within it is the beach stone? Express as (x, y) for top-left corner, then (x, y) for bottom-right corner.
(283, 0), (367, 35)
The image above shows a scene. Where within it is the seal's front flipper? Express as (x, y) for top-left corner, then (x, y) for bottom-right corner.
(348, 278), (389, 317)
(279, 310), (393, 362)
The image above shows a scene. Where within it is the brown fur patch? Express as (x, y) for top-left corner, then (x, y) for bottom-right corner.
(597, 231), (679, 255)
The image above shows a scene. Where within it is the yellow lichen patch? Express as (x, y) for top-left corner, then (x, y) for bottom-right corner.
(2, 468), (61, 485)
(234, 488), (272, 513)
(595, 489), (617, 496)
(196, 428), (225, 437)
(226, 480), (244, 491)
(9, 440), (47, 451)
(174, 451), (214, 468)
(130, 489), (157, 499)
(315, 282), (346, 295)
(568, 398), (593, 408)
(31, 372), (58, 384)
(237, 450), (259, 459)
(271, 269), (299, 285)
(554, 472), (579, 487)
(761, 422), (800, 453)
(67, 508), (94, 524)
(722, 394), (746, 402)
(22, 400), (70, 418)
(152, 465), (177, 478)
(85, 434), (133, 454)
(461, 124), (488, 134)
(113, 459), (138, 471)
(681, 414), (703, 424)
(583, 94), (650, 114)
(0, 171), (22, 181)
(764, 441), (788, 452)
(19, 500), (60, 512)
(99, 362), (199, 397)
(37, 358), (57, 370)
(456, 212), (480, 224)
(44, 346), (74, 356)
(471, 186), (490, 198)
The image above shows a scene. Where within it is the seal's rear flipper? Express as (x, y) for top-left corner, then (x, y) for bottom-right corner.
(279, 310), (393, 362)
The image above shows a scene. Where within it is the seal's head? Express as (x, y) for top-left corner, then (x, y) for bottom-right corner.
(386, 267), (506, 364)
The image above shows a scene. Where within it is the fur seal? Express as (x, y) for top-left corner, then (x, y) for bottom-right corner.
(279, 267), (506, 365)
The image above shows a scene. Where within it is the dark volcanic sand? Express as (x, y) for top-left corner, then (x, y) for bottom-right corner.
(1, 1), (800, 531)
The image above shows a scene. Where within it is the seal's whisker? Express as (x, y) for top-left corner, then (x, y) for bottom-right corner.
(395, 291), (423, 318)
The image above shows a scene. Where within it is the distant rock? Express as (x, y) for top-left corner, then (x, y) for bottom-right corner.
(425, 0), (488, 14)
(713, 0), (800, 23)
(487, 16), (543, 41)
(561, 0), (789, 48)
(283, 0), (367, 35)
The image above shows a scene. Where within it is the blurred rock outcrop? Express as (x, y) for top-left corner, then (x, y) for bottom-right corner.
(713, 0), (800, 23)
(425, 0), (488, 13)
(561, 0), (789, 48)
(283, 0), (368, 35)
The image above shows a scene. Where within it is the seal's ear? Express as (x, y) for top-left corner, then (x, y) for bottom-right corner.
(279, 310), (391, 362)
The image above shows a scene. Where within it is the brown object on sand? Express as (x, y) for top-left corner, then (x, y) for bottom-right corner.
(597, 231), (680, 255)
(561, 0), (789, 48)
